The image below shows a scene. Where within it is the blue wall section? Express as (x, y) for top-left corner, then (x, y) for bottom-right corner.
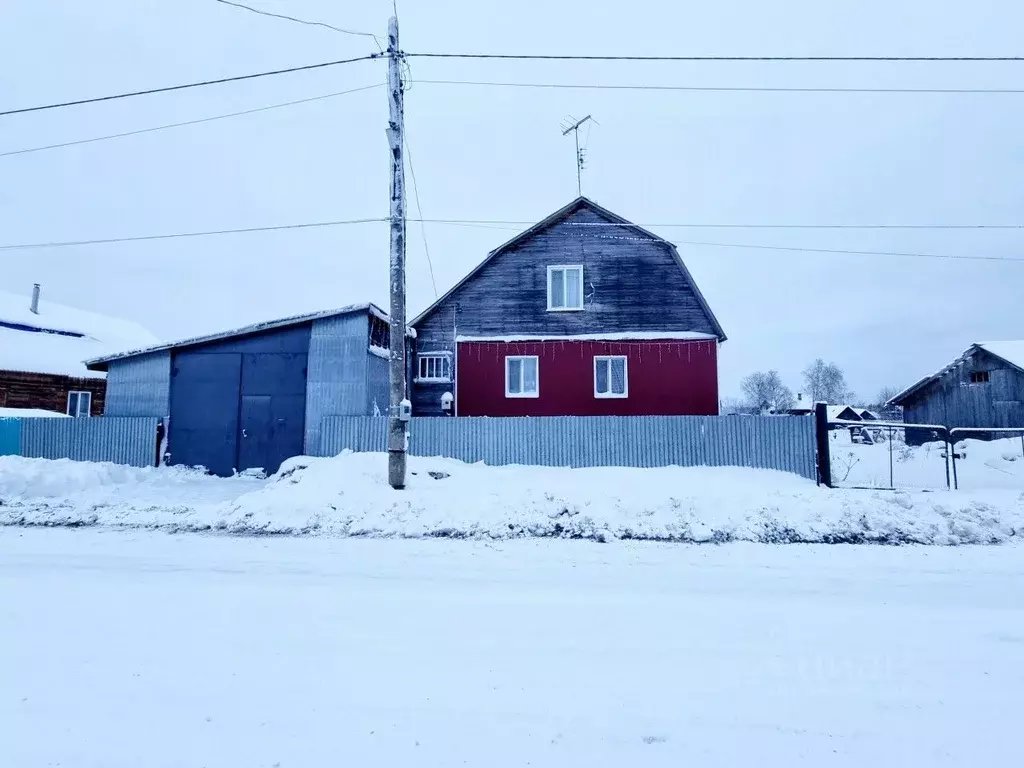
(306, 313), (373, 456)
(0, 418), (20, 456)
(366, 352), (389, 417)
(104, 351), (171, 417)
(169, 324), (311, 475)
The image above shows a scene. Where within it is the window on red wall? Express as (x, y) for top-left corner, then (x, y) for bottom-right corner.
(594, 356), (628, 398)
(505, 356), (539, 398)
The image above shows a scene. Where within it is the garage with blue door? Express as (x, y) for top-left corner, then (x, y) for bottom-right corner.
(169, 324), (309, 476)
(86, 304), (401, 476)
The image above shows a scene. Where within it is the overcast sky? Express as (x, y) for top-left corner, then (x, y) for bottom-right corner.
(3, 0), (1024, 402)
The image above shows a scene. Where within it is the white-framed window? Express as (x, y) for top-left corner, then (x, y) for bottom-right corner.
(67, 391), (92, 417)
(505, 356), (539, 398)
(547, 265), (584, 311)
(594, 356), (628, 398)
(417, 353), (452, 382)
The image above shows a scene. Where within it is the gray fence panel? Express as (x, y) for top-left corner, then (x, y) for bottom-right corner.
(19, 417), (158, 467)
(318, 415), (817, 479)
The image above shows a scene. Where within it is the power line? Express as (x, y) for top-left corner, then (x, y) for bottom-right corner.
(669, 238), (1024, 263)
(0, 54), (381, 117)
(404, 134), (439, 298)
(214, 0), (384, 52)
(405, 52), (1024, 62)
(409, 218), (1024, 230)
(0, 84), (383, 158)
(2, 218), (1023, 262)
(413, 78), (1024, 95)
(0, 219), (387, 250)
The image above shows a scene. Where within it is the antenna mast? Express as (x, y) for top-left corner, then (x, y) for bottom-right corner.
(561, 114), (593, 196)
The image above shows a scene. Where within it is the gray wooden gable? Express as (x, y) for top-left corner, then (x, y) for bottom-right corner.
(412, 197), (726, 347)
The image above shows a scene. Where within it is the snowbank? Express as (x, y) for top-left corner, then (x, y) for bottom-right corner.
(0, 408), (67, 418)
(3, 453), (1023, 544)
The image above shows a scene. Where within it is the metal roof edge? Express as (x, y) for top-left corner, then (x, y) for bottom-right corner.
(85, 302), (410, 371)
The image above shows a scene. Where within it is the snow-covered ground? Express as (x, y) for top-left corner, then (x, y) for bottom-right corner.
(833, 431), (1024, 491)
(2, 452), (1023, 544)
(2, 528), (1023, 767)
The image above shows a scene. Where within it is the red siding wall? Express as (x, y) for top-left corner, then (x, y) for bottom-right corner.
(456, 339), (718, 417)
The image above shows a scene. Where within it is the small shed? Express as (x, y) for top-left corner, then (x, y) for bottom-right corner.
(889, 341), (1024, 442)
(86, 304), (408, 476)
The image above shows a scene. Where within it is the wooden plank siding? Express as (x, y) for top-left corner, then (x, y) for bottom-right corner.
(0, 370), (105, 416)
(412, 201), (723, 416)
(901, 348), (1024, 439)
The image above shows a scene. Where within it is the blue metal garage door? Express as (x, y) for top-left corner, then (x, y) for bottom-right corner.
(169, 352), (242, 477)
(169, 326), (310, 476)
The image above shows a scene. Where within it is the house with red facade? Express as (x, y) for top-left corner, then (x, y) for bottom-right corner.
(410, 197), (727, 417)
(0, 285), (157, 417)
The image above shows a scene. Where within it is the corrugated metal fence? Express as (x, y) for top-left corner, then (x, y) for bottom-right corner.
(319, 415), (817, 479)
(17, 417), (159, 467)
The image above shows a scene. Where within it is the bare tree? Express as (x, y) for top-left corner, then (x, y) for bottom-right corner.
(740, 370), (795, 413)
(874, 385), (901, 408)
(803, 359), (853, 404)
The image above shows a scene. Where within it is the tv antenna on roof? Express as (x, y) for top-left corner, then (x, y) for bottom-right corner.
(561, 114), (595, 196)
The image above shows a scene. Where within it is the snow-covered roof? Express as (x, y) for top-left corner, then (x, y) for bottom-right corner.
(0, 407), (69, 419)
(827, 405), (861, 421)
(456, 332), (717, 343)
(0, 288), (158, 379)
(85, 302), (414, 371)
(889, 340), (1024, 405)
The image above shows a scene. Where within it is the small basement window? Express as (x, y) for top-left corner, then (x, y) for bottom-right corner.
(970, 371), (991, 384)
(547, 265), (583, 311)
(594, 356), (628, 398)
(67, 391), (92, 417)
(506, 356), (539, 398)
(417, 353), (451, 382)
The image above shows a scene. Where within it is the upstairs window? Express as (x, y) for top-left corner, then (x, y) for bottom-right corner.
(417, 353), (451, 382)
(547, 265), (583, 311)
(594, 356), (628, 398)
(970, 371), (991, 384)
(67, 391), (92, 417)
(505, 356), (539, 398)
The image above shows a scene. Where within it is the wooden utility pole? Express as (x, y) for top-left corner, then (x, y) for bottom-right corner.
(386, 15), (408, 489)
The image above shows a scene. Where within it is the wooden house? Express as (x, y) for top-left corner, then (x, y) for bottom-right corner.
(410, 197), (727, 417)
(0, 285), (156, 418)
(889, 341), (1024, 441)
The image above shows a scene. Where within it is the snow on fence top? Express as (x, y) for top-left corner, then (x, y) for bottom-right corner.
(0, 289), (158, 379)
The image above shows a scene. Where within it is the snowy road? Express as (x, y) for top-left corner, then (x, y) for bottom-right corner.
(3, 530), (1024, 767)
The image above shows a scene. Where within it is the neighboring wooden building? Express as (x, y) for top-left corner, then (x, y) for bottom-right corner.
(889, 342), (1024, 440)
(410, 197), (727, 417)
(0, 286), (156, 417)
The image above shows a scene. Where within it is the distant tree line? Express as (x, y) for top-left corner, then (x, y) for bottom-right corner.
(733, 359), (901, 414)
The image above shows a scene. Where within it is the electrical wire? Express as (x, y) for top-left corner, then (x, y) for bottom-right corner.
(0, 219), (388, 250)
(405, 53), (1024, 62)
(0, 54), (381, 117)
(412, 78), (1024, 95)
(214, 0), (383, 50)
(408, 218), (1024, 230)
(2, 218), (1023, 262)
(0, 83), (383, 158)
(404, 134), (439, 298)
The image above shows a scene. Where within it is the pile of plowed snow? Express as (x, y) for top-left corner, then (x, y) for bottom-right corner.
(2, 452), (1022, 544)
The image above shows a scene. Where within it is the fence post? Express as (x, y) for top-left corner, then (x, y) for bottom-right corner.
(815, 402), (832, 487)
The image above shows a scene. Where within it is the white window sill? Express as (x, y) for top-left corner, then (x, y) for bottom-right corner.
(505, 392), (540, 399)
(546, 306), (585, 313)
(415, 378), (452, 384)
(595, 393), (628, 399)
